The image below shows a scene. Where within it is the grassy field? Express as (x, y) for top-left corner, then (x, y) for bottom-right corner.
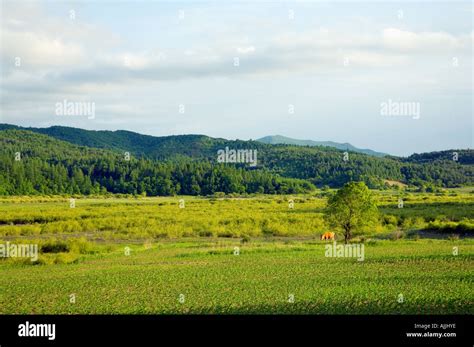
(0, 192), (473, 314)
(1, 192), (473, 240)
(0, 238), (472, 314)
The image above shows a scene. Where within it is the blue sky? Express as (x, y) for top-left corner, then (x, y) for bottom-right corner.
(0, 0), (472, 156)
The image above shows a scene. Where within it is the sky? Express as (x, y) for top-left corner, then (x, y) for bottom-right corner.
(0, 0), (472, 156)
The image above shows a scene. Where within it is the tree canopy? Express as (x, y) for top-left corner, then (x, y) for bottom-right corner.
(325, 182), (379, 243)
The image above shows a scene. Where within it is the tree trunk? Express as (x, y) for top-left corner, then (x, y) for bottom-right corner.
(344, 227), (351, 244)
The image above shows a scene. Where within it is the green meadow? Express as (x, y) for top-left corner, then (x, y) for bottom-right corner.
(0, 191), (473, 314)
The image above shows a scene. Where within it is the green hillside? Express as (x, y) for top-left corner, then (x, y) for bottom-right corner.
(0, 130), (313, 195)
(0, 125), (473, 195)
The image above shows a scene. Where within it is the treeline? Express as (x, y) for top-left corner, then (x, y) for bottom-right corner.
(0, 158), (314, 196)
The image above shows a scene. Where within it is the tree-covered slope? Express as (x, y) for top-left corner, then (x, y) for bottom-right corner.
(0, 125), (473, 195)
(402, 150), (474, 165)
(0, 130), (314, 195)
(0, 124), (230, 159)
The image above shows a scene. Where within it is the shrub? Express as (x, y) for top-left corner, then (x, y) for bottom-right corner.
(69, 238), (96, 254)
(383, 215), (398, 226)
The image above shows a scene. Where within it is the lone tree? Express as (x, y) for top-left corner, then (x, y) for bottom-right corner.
(325, 182), (378, 243)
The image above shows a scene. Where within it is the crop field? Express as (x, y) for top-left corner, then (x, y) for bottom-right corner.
(0, 238), (473, 314)
(0, 192), (473, 314)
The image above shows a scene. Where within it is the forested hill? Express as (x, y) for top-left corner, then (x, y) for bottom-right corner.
(0, 124), (387, 159)
(0, 124), (249, 159)
(402, 150), (474, 165)
(0, 130), (314, 195)
(0, 126), (473, 196)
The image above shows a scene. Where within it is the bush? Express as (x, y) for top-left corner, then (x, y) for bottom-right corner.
(69, 238), (96, 254)
(34, 252), (80, 265)
(382, 215), (398, 226)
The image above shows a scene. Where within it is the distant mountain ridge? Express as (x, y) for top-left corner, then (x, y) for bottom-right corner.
(0, 123), (230, 159)
(1, 124), (471, 164)
(0, 124), (389, 158)
(257, 135), (387, 157)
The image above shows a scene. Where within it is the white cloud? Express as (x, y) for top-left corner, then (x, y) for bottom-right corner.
(0, 1), (120, 77)
(2, 29), (85, 68)
(1, 1), (472, 156)
(2, 2), (471, 88)
(382, 28), (471, 52)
